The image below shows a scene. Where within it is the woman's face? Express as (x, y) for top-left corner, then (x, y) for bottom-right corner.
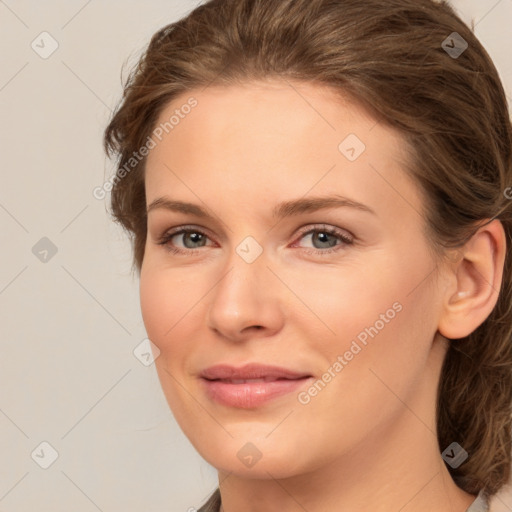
(140, 80), (449, 479)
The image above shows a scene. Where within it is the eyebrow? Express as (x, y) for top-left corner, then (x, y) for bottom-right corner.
(146, 194), (376, 218)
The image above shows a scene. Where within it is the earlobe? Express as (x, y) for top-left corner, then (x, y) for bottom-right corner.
(437, 219), (506, 340)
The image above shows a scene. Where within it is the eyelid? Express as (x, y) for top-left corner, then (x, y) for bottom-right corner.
(158, 224), (216, 242)
(293, 224), (353, 244)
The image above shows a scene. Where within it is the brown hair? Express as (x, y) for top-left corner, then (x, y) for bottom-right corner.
(103, 0), (512, 502)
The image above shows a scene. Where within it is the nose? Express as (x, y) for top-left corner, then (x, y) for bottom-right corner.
(206, 248), (285, 343)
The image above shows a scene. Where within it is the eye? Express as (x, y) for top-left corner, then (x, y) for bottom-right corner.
(291, 224), (354, 256)
(156, 225), (212, 255)
(155, 224), (354, 256)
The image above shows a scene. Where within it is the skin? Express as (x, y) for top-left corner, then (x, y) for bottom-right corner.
(139, 79), (506, 512)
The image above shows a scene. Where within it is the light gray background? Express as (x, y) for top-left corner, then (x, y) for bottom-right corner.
(1, 1), (511, 511)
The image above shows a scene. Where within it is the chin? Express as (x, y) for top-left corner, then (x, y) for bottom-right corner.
(206, 450), (301, 479)
(190, 431), (313, 479)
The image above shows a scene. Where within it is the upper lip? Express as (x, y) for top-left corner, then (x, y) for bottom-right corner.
(200, 363), (312, 381)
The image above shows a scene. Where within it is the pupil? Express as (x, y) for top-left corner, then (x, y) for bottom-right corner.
(187, 232), (204, 247)
(314, 232), (336, 248)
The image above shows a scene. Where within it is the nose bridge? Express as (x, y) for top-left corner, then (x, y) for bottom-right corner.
(217, 232), (272, 304)
(206, 232), (284, 338)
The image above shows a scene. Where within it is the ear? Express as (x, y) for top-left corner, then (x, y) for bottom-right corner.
(437, 219), (507, 340)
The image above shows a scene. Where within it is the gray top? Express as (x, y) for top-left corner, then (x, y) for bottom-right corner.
(197, 487), (490, 512)
(466, 489), (490, 512)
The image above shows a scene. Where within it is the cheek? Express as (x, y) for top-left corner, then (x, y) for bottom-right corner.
(307, 253), (438, 404)
(296, 290), (437, 460)
(287, 258), (404, 355)
(139, 263), (209, 367)
(139, 265), (180, 350)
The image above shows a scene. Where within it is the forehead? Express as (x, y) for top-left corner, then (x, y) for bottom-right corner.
(144, 80), (423, 225)
(150, 79), (378, 153)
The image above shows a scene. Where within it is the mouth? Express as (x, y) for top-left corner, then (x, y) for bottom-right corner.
(200, 362), (312, 381)
(199, 368), (313, 409)
(198, 363), (314, 408)
(203, 376), (307, 384)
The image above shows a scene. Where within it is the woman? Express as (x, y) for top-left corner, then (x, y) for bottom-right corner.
(103, 0), (512, 510)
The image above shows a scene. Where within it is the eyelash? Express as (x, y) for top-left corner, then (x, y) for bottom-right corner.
(156, 224), (354, 257)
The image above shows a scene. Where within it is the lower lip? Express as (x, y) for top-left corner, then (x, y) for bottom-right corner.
(200, 377), (313, 408)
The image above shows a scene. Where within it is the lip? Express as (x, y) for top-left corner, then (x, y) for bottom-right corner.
(200, 363), (312, 381)
(199, 363), (313, 408)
